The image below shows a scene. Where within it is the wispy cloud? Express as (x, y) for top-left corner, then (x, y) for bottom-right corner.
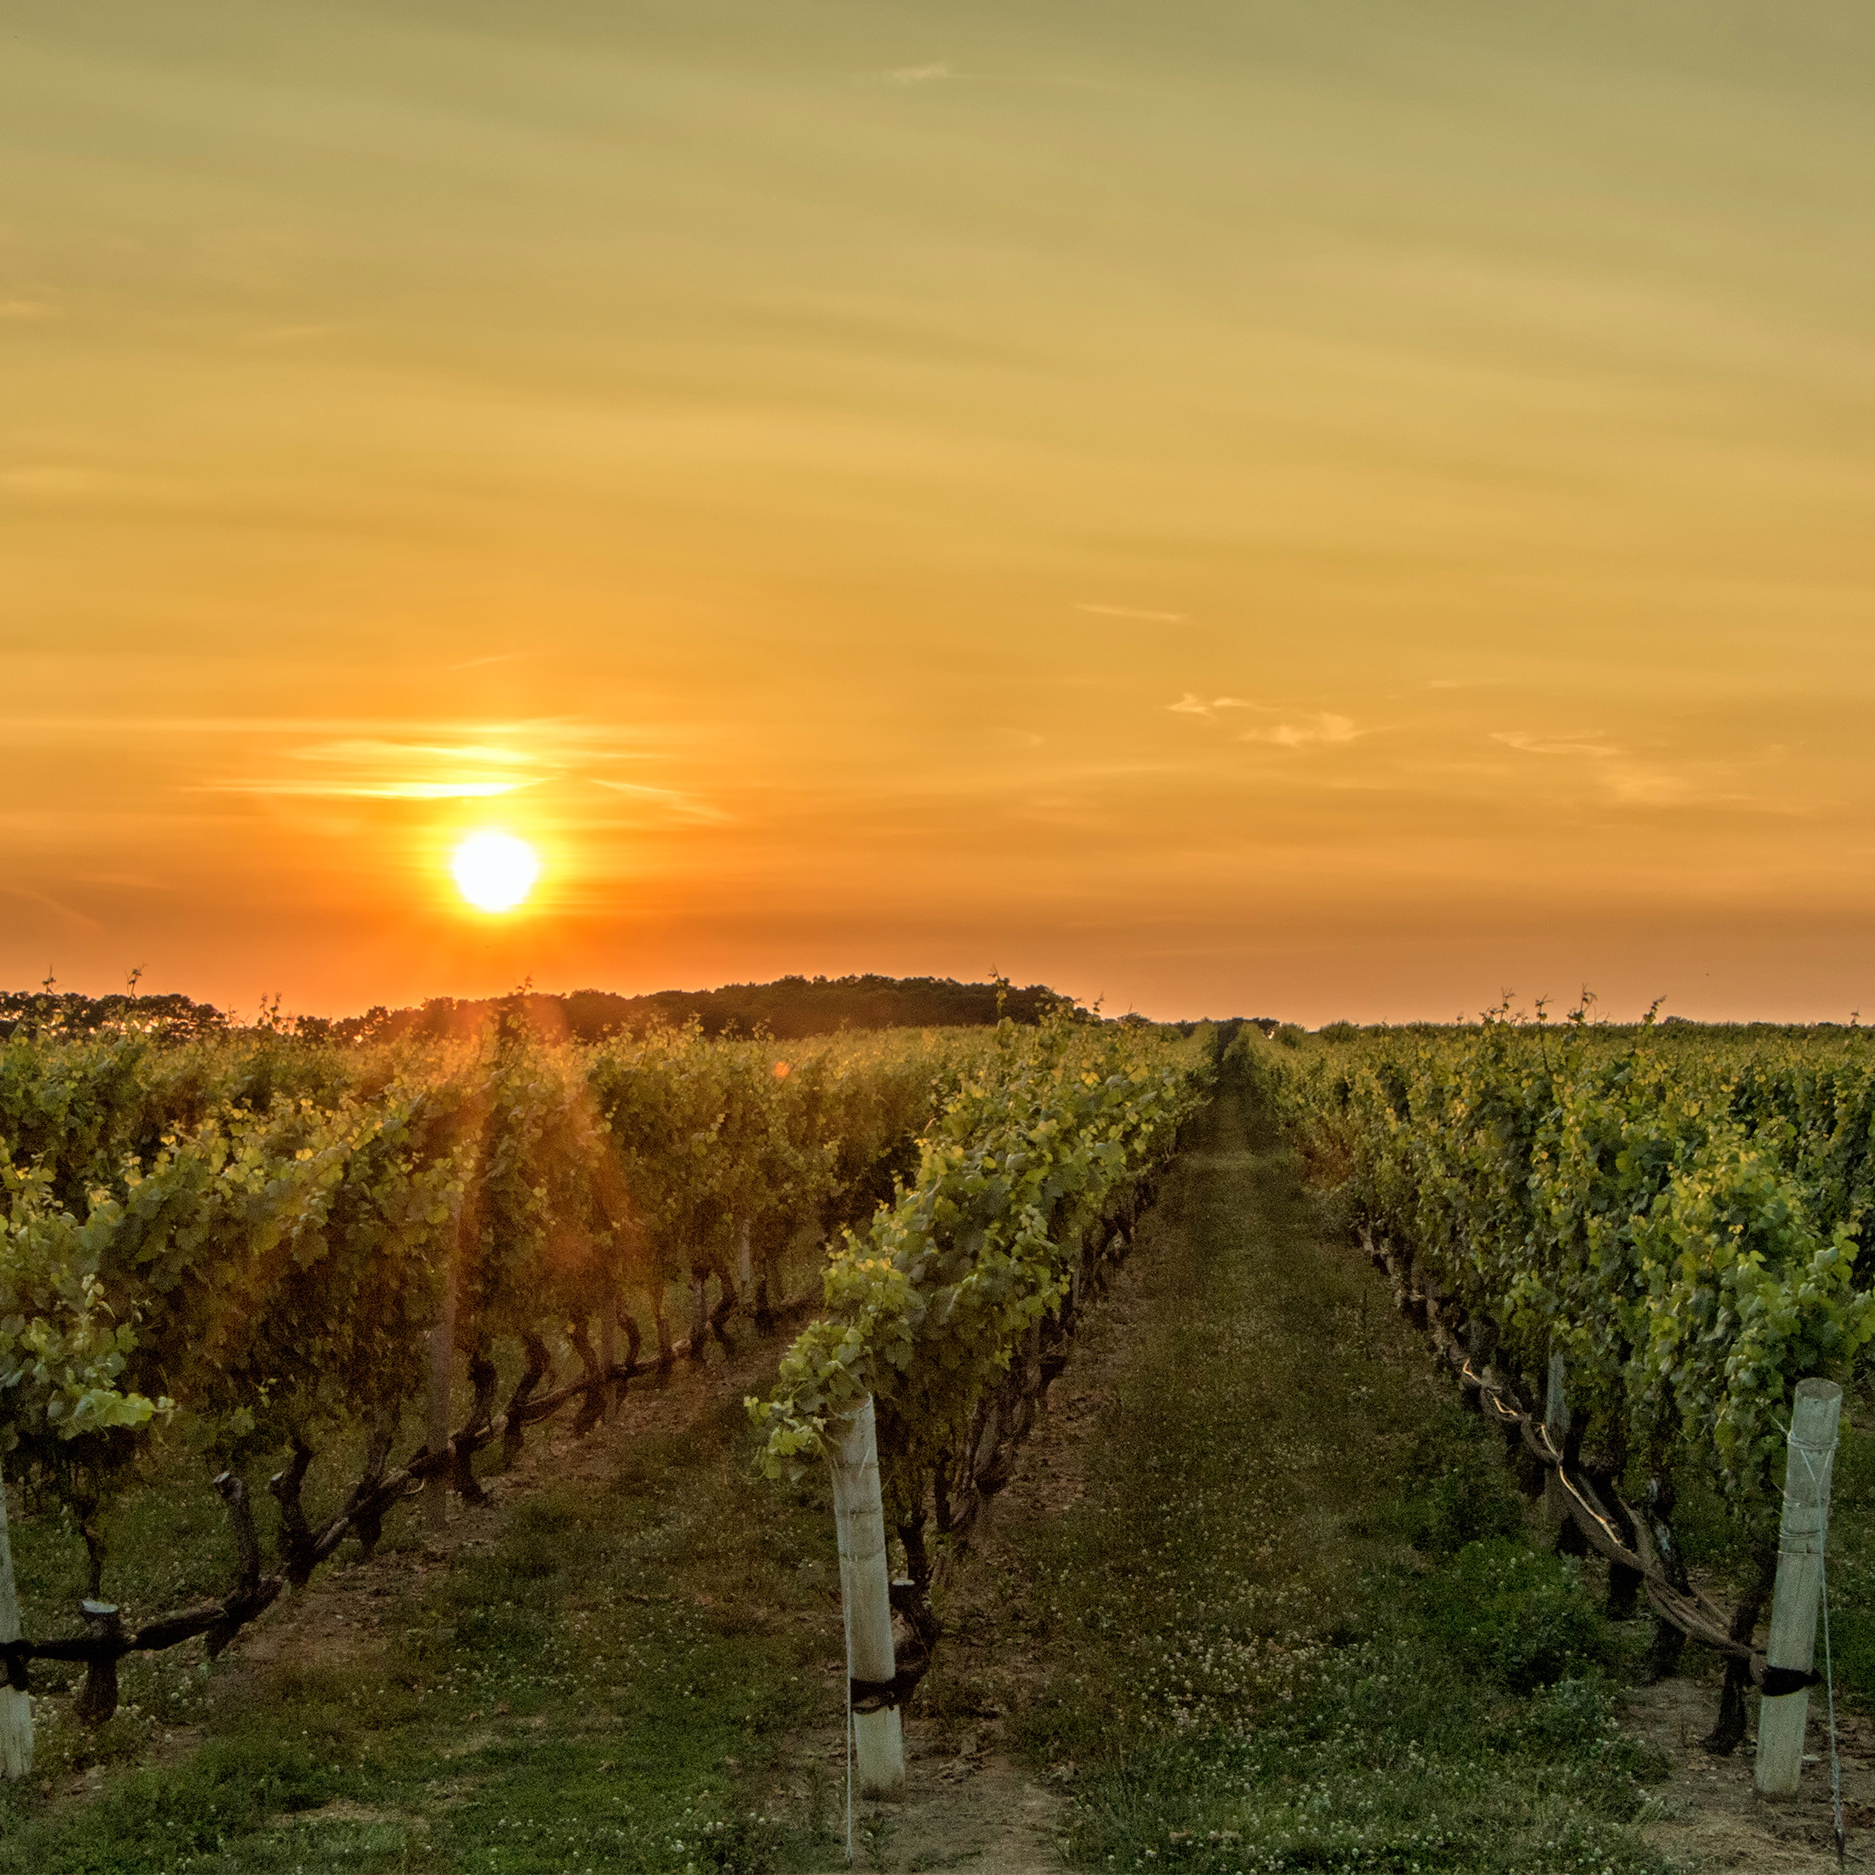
(0, 881), (105, 932)
(1243, 713), (1367, 749)
(13, 714), (710, 815)
(293, 739), (543, 769)
(201, 735), (552, 798)
(1489, 728), (1768, 810)
(1601, 768), (1696, 806)
(1080, 603), (1188, 623)
(0, 715), (671, 744)
(590, 779), (731, 822)
(1167, 694), (1255, 717)
(866, 62), (1117, 94)
(205, 777), (535, 800)
(0, 299), (55, 320)
(1492, 730), (1619, 758)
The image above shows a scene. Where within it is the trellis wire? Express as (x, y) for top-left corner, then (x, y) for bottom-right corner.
(842, 1567), (855, 1867)
(1791, 1429), (1845, 1871)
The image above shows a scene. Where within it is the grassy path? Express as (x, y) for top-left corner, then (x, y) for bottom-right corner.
(925, 1071), (1676, 1875)
(0, 1334), (851, 1874)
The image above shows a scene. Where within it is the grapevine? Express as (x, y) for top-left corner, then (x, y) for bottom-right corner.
(0, 1015), (987, 1721)
(751, 1014), (1215, 1664)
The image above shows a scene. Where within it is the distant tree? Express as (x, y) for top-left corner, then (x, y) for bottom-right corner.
(0, 988), (228, 1042)
(286, 974), (1085, 1046)
(1, 972), (1226, 1049)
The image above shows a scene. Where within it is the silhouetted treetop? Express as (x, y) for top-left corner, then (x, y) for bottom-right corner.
(293, 974), (1082, 1045)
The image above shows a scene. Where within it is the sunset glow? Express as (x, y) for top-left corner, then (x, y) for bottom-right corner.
(451, 833), (540, 916)
(6, 6), (1875, 1022)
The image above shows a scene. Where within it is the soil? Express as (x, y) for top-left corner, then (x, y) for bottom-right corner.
(789, 1726), (1061, 1875)
(1625, 1674), (1875, 1872)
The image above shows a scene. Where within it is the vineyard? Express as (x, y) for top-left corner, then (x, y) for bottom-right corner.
(1241, 1012), (1875, 1759)
(3, 996), (1873, 1870)
(0, 1000), (1211, 1778)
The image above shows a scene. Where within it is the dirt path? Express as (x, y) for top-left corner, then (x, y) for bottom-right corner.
(1627, 1677), (1875, 1872)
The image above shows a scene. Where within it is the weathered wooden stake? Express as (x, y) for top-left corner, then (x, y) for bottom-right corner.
(1755, 1379), (1843, 1798)
(598, 1305), (617, 1415)
(737, 1218), (753, 1296)
(829, 1398), (905, 1798)
(72, 1601), (123, 1726)
(425, 1252), (458, 1534)
(0, 1455), (32, 1778)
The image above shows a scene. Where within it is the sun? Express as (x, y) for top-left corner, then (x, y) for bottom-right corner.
(451, 830), (540, 913)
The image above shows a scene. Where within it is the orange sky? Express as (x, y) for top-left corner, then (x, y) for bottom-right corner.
(6, 3), (1875, 1023)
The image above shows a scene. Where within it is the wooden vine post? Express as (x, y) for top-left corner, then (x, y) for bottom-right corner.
(425, 1247), (459, 1534)
(829, 1397), (906, 1798)
(1543, 1349), (1570, 1534)
(598, 1305), (617, 1416)
(1755, 1378), (1843, 1799)
(0, 1456), (31, 1778)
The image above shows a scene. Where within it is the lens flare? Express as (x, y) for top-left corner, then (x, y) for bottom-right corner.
(451, 830), (540, 913)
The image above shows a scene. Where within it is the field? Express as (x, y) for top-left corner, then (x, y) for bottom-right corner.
(1, 1010), (1871, 1872)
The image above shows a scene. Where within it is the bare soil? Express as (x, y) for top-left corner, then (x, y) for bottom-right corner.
(1625, 1675), (1875, 1872)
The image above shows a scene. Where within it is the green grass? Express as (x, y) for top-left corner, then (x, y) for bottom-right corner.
(944, 1076), (1676, 1875)
(0, 1379), (847, 1874)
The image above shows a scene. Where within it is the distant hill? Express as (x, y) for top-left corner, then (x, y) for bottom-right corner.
(305, 975), (1079, 1045)
(0, 974), (1079, 1045)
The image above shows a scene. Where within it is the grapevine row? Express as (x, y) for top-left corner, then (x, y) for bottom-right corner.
(752, 1016), (1216, 1667)
(0, 1010), (980, 1724)
(1242, 1014), (1875, 1748)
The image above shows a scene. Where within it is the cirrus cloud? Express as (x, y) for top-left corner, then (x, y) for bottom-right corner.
(1242, 713), (1366, 749)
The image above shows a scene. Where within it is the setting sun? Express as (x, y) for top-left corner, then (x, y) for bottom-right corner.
(451, 830), (540, 914)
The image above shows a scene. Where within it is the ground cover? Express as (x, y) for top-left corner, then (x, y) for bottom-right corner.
(0, 1329), (851, 1874)
(886, 1076), (1706, 1874)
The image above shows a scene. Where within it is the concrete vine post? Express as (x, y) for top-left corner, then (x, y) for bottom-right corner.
(1755, 1379), (1843, 1798)
(829, 1397), (906, 1799)
(0, 1455), (31, 1778)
